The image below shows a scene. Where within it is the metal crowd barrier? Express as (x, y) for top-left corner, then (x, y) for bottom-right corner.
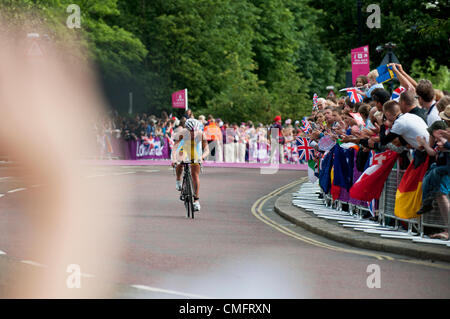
(323, 158), (449, 237)
(379, 160), (448, 237)
(378, 164), (421, 235)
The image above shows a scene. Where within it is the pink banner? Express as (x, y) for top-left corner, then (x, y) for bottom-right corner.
(351, 45), (370, 86)
(172, 89), (187, 109)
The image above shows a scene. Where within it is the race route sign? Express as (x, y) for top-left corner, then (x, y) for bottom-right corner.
(172, 89), (188, 110)
(351, 45), (370, 86)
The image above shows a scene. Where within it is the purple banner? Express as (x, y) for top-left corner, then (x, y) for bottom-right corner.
(128, 137), (170, 160)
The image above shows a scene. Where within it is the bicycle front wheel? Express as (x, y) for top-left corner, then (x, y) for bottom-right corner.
(186, 171), (195, 219)
(183, 170), (195, 219)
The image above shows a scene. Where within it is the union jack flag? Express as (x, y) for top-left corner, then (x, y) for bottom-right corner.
(346, 88), (363, 103)
(296, 137), (314, 162)
(391, 86), (406, 101)
(301, 117), (312, 134)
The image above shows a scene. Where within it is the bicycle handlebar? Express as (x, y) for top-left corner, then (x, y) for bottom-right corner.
(172, 160), (203, 165)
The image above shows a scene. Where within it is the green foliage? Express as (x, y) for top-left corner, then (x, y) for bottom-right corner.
(410, 58), (450, 91)
(308, 0), (449, 89)
(1, 0), (447, 122)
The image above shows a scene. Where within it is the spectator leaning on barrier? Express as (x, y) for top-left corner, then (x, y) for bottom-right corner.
(416, 79), (440, 126)
(323, 106), (335, 130)
(337, 97), (345, 108)
(380, 100), (430, 150)
(416, 106), (450, 240)
(316, 98), (326, 111)
(436, 95), (450, 113)
(366, 106), (379, 130)
(343, 97), (353, 113)
(358, 103), (371, 128)
(371, 88), (391, 112)
(435, 89), (443, 102)
(398, 89), (427, 123)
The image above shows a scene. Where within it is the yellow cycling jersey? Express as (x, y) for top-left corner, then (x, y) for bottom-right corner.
(175, 131), (203, 163)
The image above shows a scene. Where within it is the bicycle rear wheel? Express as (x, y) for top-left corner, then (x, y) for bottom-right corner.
(186, 171), (195, 219)
(183, 166), (195, 219)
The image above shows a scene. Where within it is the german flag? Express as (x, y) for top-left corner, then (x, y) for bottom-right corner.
(394, 156), (430, 219)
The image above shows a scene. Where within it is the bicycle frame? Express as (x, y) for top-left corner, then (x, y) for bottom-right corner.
(181, 162), (195, 219)
(174, 161), (202, 219)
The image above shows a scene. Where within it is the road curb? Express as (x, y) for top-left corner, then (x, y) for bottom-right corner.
(274, 181), (450, 263)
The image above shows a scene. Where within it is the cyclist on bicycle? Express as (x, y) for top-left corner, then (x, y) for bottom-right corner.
(171, 118), (209, 211)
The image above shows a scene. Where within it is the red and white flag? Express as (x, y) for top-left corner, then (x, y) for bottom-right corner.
(349, 150), (399, 202)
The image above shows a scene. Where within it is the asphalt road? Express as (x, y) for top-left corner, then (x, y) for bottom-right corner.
(0, 163), (449, 298)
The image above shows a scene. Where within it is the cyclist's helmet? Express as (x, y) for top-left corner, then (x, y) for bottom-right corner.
(185, 118), (200, 131)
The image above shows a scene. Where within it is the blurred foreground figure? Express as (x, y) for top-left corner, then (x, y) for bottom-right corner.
(0, 19), (127, 298)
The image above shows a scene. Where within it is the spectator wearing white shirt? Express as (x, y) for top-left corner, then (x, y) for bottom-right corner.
(381, 100), (429, 150)
(416, 79), (440, 126)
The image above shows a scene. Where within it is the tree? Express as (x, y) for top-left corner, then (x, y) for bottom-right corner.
(308, 0), (449, 85)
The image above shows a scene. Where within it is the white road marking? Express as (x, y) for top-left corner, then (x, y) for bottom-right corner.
(112, 172), (136, 176)
(144, 170), (159, 173)
(0, 177), (13, 181)
(131, 284), (209, 299)
(0, 250), (6, 255)
(0, 194), (4, 198)
(87, 171), (137, 178)
(7, 188), (26, 193)
(21, 260), (47, 268)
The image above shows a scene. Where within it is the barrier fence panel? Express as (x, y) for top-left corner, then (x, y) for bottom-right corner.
(379, 162), (422, 235)
(420, 197), (449, 237)
(321, 156), (448, 238)
(377, 159), (448, 237)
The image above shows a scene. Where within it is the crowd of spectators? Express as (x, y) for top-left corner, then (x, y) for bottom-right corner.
(304, 64), (449, 240)
(94, 63), (449, 239)
(94, 108), (315, 164)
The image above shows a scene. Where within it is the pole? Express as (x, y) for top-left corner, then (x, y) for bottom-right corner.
(388, 49), (394, 93)
(357, 0), (363, 46)
(128, 91), (133, 115)
(185, 88), (188, 111)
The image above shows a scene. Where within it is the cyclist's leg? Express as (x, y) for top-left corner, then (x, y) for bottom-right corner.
(176, 163), (183, 181)
(191, 164), (200, 200)
(175, 163), (184, 191)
